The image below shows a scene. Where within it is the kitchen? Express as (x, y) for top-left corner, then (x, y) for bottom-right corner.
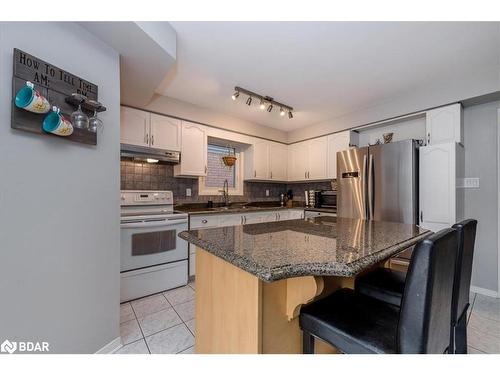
(1, 11), (500, 366)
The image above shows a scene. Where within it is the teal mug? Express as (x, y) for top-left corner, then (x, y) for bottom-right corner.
(15, 81), (50, 113)
(43, 107), (73, 136)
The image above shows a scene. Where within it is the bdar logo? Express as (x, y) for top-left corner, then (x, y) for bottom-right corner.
(1, 340), (17, 354)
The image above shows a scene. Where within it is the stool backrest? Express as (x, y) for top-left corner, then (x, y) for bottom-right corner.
(451, 219), (478, 323)
(397, 228), (458, 353)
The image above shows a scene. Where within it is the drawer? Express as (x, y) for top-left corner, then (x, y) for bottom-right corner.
(190, 215), (220, 229)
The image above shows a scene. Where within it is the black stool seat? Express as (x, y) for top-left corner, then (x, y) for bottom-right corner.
(300, 288), (400, 354)
(355, 268), (406, 307)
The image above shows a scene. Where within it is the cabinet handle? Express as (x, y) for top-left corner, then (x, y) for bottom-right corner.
(420, 211), (423, 223)
(202, 219), (208, 224)
(151, 134), (154, 146)
(427, 133), (431, 145)
(240, 216), (243, 225)
(254, 170), (256, 178)
(270, 171), (273, 179)
(304, 171), (307, 179)
(205, 165), (207, 174)
(145, 133), (149, 145)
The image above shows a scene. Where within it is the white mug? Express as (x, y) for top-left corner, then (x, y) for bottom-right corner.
(15, 81), (51, 113)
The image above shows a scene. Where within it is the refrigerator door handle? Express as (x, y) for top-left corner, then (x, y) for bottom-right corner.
(362, 154), (368, 219)
(368, 154), (374, 220)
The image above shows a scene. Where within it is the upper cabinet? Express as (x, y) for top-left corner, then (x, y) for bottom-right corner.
(426, 103), (463, 146)
(269, 142), (288, 181)
(120, 106), (181, 151)
(174, 121), (207, 177)
(245, 140), (288, 181)
(150, 114), (181, 151)
(288, 139), (328, 181)
(120, 106), (150, 147)
(327, 131), (351, 179)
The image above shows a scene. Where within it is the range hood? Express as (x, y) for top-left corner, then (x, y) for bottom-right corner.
(120, 143), (180, 164)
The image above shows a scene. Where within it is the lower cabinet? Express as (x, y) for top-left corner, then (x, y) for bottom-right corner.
(188, 209), (305, 276)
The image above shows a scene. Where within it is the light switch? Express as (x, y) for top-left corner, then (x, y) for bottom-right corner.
(463, 178), (480, 188)
(266, 189), (270, 197)
(186, 188), (192, 197)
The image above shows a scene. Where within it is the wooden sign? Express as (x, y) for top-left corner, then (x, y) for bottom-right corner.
(11, 48), (100, 145)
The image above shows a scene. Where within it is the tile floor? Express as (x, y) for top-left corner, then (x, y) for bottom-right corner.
(116, 283), (500, 354)
(116, 280), (196, 354)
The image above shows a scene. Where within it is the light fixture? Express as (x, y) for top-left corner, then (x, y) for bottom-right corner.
(146, 158), (159, 164)
(232, 86), (293, 119)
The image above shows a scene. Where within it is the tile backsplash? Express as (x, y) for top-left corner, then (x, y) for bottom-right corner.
(121, 159), (335, 205)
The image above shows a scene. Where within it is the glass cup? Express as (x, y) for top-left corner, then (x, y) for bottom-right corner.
(88, 110), (103, 133)
(71, 104), (89, 129)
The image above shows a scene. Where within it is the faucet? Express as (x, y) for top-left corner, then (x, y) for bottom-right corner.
(219, 179), (229, 207)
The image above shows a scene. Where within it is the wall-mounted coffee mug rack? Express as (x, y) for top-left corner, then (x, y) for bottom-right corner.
(11, 48), (105, 146)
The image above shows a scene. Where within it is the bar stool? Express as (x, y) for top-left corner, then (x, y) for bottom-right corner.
(299, 228), (458, 354)
(355, 219), (477, 353)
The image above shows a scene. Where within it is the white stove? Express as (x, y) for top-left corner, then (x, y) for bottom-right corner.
(120, 190), (188, 302)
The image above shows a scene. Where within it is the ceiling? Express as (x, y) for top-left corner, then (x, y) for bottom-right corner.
(157, 22), (499, 131)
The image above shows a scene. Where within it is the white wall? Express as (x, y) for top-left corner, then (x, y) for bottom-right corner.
(0, 22), (121, 353)
(464, 101), (500, 294)
(142, 94), (288, 143)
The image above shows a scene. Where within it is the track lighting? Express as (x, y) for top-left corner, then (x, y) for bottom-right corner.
(232, 86), (293, 119)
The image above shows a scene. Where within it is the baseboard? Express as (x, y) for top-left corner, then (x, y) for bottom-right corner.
(95, 337), (122, 354)
(470, 285), (499, 298)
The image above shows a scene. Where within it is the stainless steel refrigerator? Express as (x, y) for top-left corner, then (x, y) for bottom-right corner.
(337, 139), (419, 224)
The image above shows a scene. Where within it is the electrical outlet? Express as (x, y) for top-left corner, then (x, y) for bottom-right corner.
(266, 189), (270, 197)
(186, 188), (192, 197)
(463, 178), (480, 188)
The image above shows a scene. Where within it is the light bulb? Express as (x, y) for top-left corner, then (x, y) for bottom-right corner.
(146, 158), (159, 163)
(280, 108), (285, 116)
(231, 91), (239, 100)
(259, 100), (266, 110)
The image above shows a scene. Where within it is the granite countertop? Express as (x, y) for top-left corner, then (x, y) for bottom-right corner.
(179, 216), (430, 282)
(175, 203), (304, 216)
(304, 207), (337, 214)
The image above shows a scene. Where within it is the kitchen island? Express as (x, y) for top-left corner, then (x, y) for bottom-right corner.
(179, 216), (430, 354)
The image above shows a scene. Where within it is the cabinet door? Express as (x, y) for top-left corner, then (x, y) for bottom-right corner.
(290, 142), (309, 181)
(175, 121), (207, 177)
(252, 140), (269, 179)
(426, 104), (462, 145)
(327, 132), (350, 178)
(419, 143), (456, 232)
(120, 106), (149, 147)
(307, 137), (328, 179)
(269, 142), (288, 180)
(219, 214), (244, 227)
(242, 212), (266, 225)
(259, 211), (279, 223)
(150, 114), (181, 151)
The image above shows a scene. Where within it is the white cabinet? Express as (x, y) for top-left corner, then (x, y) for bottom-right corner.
(150, 114), (181, 151)
(307, 137), (328, 179)
(426, 104), (463, 145)
(120, 106), (150, 147)
(269, 142), (288, 181)
(419, 142), (464, 232)
(327, 131), (351, 178)
(288, 138), (328, 181)
(121, 106), (182, 152)
(254, 140), (270, 179)
(174, 121), (207, 177)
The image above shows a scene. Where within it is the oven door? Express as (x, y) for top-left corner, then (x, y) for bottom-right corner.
(120, 216), (188, 272)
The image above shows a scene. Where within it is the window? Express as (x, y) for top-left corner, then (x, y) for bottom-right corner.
(199, 143), (244, 196)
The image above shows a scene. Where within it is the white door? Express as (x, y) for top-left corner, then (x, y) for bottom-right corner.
(269, 142), (288, 180)
(426, 104), (462, 145)
(150, 114), (181, 151)
(307, 137), (328, 179)
(120, 106), (150, 147)
(327, 132), (350, 178)
(290, 142), (309, 181)
(253, 140), (269, 179)
(419, 142), (456, 232)
(175, 121), (207, 176)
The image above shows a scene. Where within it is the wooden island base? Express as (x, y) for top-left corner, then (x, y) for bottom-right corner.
(195, 247), (356, 354)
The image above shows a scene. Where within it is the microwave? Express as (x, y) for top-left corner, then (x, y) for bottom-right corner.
(314, 190), (337, 209)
